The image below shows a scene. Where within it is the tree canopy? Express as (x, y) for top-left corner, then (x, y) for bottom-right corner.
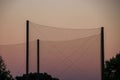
(0, 56), (14, 80)
(16, 72), (59, 80)
(104, 52), (120, 80)
(1, 51), (120, 80)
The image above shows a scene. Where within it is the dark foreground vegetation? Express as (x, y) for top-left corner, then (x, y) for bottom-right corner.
(16, 72), (59, 80)
(0, 52), (120, 80)
(0, 55), (59, 80)
(104, 52), (120, 80)
(0, 56), (14, 80)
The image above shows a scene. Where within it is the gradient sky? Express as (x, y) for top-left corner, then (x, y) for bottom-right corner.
(0, 0), (120, 78)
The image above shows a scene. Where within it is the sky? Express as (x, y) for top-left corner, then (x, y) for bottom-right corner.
(0, 0), (120, 78)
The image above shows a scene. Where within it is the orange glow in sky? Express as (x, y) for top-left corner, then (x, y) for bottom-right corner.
(0, 0), (120, 78)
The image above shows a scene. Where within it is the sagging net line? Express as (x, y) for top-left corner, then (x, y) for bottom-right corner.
(29, 21), (101, 80)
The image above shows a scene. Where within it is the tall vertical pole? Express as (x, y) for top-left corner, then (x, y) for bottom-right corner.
(26, 20), (29, 75)
(37, 39), (40, 73)
(101, 27), (104, 80)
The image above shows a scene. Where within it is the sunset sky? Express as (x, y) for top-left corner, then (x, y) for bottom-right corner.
(0, 0), (120, 78)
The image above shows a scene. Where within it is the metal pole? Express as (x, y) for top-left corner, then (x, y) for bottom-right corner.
(37, 39), (40, 73)
(101, 27), (105, 80)
(26, 20), (29, 75)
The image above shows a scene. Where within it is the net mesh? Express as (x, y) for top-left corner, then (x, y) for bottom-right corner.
(0, 43), (26, 76)
(0, 21), (101, 80)
(29, 21), (101, 80)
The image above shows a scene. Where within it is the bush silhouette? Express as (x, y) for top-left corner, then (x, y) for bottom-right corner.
(16, 72), (59, 80)
(0, 56), (14, 80)
(104, 52), (120, 80)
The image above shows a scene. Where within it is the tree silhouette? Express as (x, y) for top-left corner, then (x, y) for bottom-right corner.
(104, 52), (120, 80)
(16, 72), (59, 80)
(0, 56), (14, 80)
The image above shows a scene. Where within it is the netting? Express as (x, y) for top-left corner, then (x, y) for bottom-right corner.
(29, 22), (101, 80)
(0, 43), (26, 76)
